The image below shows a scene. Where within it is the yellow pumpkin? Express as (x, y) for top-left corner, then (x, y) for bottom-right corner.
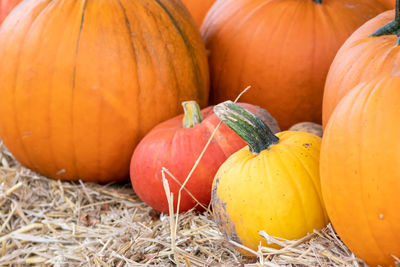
(212, 101), (329, 253)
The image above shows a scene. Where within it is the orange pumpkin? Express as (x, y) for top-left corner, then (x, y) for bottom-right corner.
(181, 0), (215, 27)
(0, 0), (21, 24)
(130, 101), (280, 213)
(322, 9), (399, 127)
(201, 0), (386, 129)
(321, 75), (400, 267)
(0, 0), (209, 183)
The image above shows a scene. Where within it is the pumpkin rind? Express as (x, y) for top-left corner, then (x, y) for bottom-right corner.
(212, 102), (328, 253)
(130, 102), (280, 213)
(181, 0), (215, 27)
(380, 0), (395, 8)
(321, 76), (400, 267)
(201, 0), (386, 129)
(0, 0), (209, 182)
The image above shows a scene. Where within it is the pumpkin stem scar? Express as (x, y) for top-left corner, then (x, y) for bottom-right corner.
(214, 101), (279, 154)
(182, 101), (203, 128)
(370, 0), (400, 44)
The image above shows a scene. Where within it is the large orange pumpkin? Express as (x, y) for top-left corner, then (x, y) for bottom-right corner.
(181, 0), (215, 27)
(0, 0), (209, 183)
(201, 0), (386, 129)
(322, 9), (399, 127)
(0, 0), (21, 24)
(321, 75), (400, 267)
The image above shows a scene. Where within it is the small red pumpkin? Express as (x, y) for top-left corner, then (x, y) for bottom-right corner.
(0, 0), (21, 24)
(130, 101), (280, 213)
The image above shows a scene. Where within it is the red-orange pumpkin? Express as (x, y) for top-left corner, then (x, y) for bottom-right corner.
(181, 0), (215, 27)
(322, 10), (399, 127)
(321, 75), (400, 267)
(0, 0), (209, 183)
(201, 0), (386, 130)
(0, 0), (21, 24)
(130, 101), (280, 213)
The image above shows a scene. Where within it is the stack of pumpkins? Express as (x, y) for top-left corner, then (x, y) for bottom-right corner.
(0, 0), (398, 266)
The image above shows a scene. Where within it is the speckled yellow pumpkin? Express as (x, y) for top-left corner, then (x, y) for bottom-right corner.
(212, 101), (329, 254)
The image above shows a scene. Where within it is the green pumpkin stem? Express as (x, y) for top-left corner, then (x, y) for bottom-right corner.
(313, 0), (322, 4)
(182, 101), (203, 128)
(371, 0), (400, 44)
(214, 101), (279, 154)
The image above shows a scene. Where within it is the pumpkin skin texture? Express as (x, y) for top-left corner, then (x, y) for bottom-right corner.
(201, 0), (386, 130)
(380, 0), (395, 8)
(181, 0), (215, 27)
(321, 76), (400, 267)
(130, 102), (280, 213)
(322, 10), (399, 127)
(0, 0), (21, 24)
(212, 102), (329, 254)
(0, 0), (209, 183)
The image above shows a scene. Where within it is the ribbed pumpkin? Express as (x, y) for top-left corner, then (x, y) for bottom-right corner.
(323, 5), (400, 127)
(201, 0), (386, 130)
(0, 0), (209, 183)
(321, 76), (400, 267)
(212, 101), (328, 254)
(181, 0), (215, 27)
(130, 101), (280, 213)
(0, 0), (21, 24)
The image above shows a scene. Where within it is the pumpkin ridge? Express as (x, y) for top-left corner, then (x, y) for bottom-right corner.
(234, 0), (278, 92)
(358, 80), (391, 259)
(146, 2), (181, 109)
(310, 4), (317, 98)
(272, 146), (310, 232)
(10, 1), (53, 170)
(260, 149), (281, 236)
(208, 2), (265, 100)
(116, 0), (142, 136)
(359, 80), (393, 256)
(353, 81), (389, 260)
(317, 4), (341, 55)
(279, 139), (327, 224)
(326, 80), (385, 259)
(212, 0), (278, 101)
(274, 1), (304, 100)
(70, 0), (88, 178)
(48, 1), (80, 177)
(153, 0), (204, 102)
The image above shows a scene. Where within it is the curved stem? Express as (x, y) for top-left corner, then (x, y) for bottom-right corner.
(214, 101), (279, 154)
(371, 0), (400, 44)
(182, 101), (203, 128)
